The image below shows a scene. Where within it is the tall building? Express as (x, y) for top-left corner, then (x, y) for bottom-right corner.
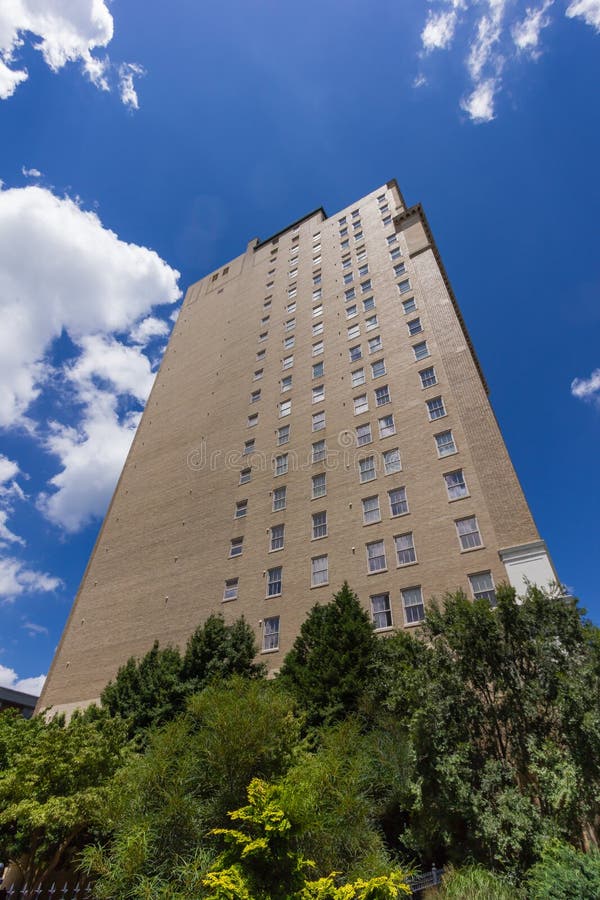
(39, 180), (556, 715)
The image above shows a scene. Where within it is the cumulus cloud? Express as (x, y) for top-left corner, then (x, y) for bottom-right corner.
(571, 368), (600, 406)
(130, 315), (170, 346)
(0, 0), (142, 105)
(0, 663), (46, 695)
(460, 78), (499, 122)
(68, 334), (156, 403)
(0, 455), (25, 546)
(22, 166), (42, 178)
(0, 557), (60, 602)
(422, 8), (461, 51)
(513, 1), (554, 55)
(118, 62), (144, 110)
(566, 0), (600, 30)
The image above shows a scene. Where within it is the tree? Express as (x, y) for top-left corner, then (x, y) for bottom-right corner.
(526, 841), (600, 899)
(182, 613), (265, 691)
(278, 582), (376, 726)
(0, 708), (127, 889)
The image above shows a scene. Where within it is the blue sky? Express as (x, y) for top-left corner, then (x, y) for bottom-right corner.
(0, 0), (599, 693)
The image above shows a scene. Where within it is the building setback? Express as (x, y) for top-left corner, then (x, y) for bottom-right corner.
(38, 180), (557, 715)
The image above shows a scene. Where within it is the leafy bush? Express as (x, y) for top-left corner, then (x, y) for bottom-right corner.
(526, 842), (600, 899)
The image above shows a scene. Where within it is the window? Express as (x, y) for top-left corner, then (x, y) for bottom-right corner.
(380, 203), (389, 213)
(371, 593), (392, 630)
(365, 314), (378, 331)
(413, 341), (429, 361)
(273, 486), (286, 511)
(375, 385), (391, 406)
(349, 344), (362, 362)
(223, 578), (238, 601)
(354, 230), (363, 242)
(312, 340), (324, 356)
(341, 238), (349, 250)
(402, 587), (424, 624)
(394, 262), (406, 277)
(256, 349), (266, 361)
(312, 304), (323, 318)
(267, 567), (282, 596)
(389, 487), (408, 517)
(250, 389), (261, 403)
(469, 572), (496, 604)
(351, 367), (366, 387)
(382, 215), (391, 226)
(312, 439), (326, 462)
(383, 448), (401, 475)
(368, 335), (383, 354)
(402, 297), (417, 314)
(261, 315), (270, 325)
(342, 256), (352, 270)
(347, 324), (360, 340)
(358, 264), (369, 277)
(259, 331), (268, 342)
(363, 296), (375, 312)
(390, 246), (402, 260)
(275, 453), (288, 476)
(230, 537), (243, 558)
(277, 425), (290, 446)
(357, 248), (368, 263)
(312, 511), (327, 539)
(371, 359), (386, 378)
(312, 410), (325, 431)
(240, 467), (251, 484)
(427, 396), (446, 420)
(253, 369), (264, 381)
(343, 272), (354, 285)
(445, 469), (468, 500)
(288, 269), (297, 280)
(312, 472), (326, 498)
(286, 301), (296, 313)
(263, 616), (280, 651)
(312, 360), (324, 378)
(284, 335), (295, 350)
(281, 375), (292, 392)
(398, 279), (411, 294)
(282, 355), (294, 370)
(356, 422), (372, 446)
(247, 413), (258, 427)
(367, 539), (387, 573)
(378, 414), (396, 438)
(244, 439), (256, 456)
(386, 233), (398, 245)
(346, 304), (358, 319)
(361, 279), (372, 293)
(377, 193), (386, 202)
(435, 430), (457, 457)
(338, 216), (347, 225)
(345, 287), (356, 301)
(354, 394), (368, 415)
(456, 516), (483, 550)
(312, 384), (325, 403)
(285, 318), (296, 332)
(313, 287), (322, 299)
(311, 555), (329, 586)
(279, 399), (291, 418)
(362, 495), (381, 524)
(419, 367), (437, 388)
(312, 321), (324, 336)
(395, 532), (416, 566)
(312, 255), (321, 266)
(270, 524), (285, 551)
(407, 317), (423, 336)
(288, 286), (297, 298)
(340, 226), (348, 237)
(359, 456), (376, 483)
(235, 499), (248, 518)
(351, 208), (360, 218)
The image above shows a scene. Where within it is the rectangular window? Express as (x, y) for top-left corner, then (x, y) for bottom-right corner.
(351, 367), (366, 387)
(267, 567), (282, 597)
(407, 317), (423, 336)
(375, 385), (391, 406)
(312, 361), (324, 378)
(361, 279), (372, 294)
(398, 279), (411, 294)
(312, 304), (323, 318)
(274, 453), (289, 476)
(383, 448), (401, 475)
(354, 230), (363, 242)
(240, 467), (251, 484)
(286, 301), (296, 313)
(469, 572), (496, 604)
(444, 469), (468, 500)
(235, 500), (248, 518)
(282, 355), (294, 370)
(347, 324), (360, 340)
(351, 208), (360, 218)
(435, 430), (456, 457)
(280, 375), (292, 392)
(371, 359), (386, 378)
(390, 246), (402, 260)
(284, 335), (295, 350)
(312, 384), (325, 403)
(363, 296), (375, 312)
(223, 578), (238, 601)
(312, 440), (326, 463)
(378, 414), (396, 438)
(312, 340), (324, 356)
(389, 487), (408, 517)
(382, 215), (392, 226)
(402, 297), (417, 314)
(261, 315), (270, 325)
(356, 422), (372, 446)
(313, 287), (322, 299)
(345, 287), (356, 301)
(395, 532), (416, 566)
(248, 413), (258, 427)
(359, 456), (376, 483)
(230, 537), (243, 558)
(285, 318), (296, 332)
(312, 511), (327, 539)
(419, 367), (437, 388)
(288, 286), (297, 298)
(394, 262), (406, 277)
(341, 238), (349, 250)
(427, 396), (446, 420)
(340, 226), (348, 237)
(342, 256), (352, 270)
(312, 410), (325, 431)
(362, 495), (381, 525)
(371, 593), (392, 630)
(277, 425), (290, 446)
(367, 539), (387, 573)
(311, 555), (329, 586)
(354, 394), (369, 415)
(312, 472), (326, 498)
(358, 264), (369, 277)
(387, 234), (398, 245)
(456, 516), (483, 550)
(312, 321), (324, 336)
(259, 331), (268, 342)
(253, 369), (264, 381)
(270, 524), (285, 551)
(343, 272), (354, 285)
(273, 486), (286, 511)
(339, 216), (347, 225)
(288, 269), (297, 280)
(357, 249), (368, 263)
(349, 345), (363, 362)
(346, 304), (358, 319)
(256, 349), (266, 361)
(413, 341), (429, 361)
(313, 255), (321, 266)
(402, 587), (424, 624)
(368, 335), (383, 354)
(243, 439), (254, 456)
(365, 315), (378, 332)
(279, 400), (291, 418)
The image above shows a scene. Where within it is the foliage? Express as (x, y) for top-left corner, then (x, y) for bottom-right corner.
(279, 582), (376, 726)
(0, 708), (127, 887)
(526, 841), (600, 899)
(182, 613), (265, 692)
(428, 864), (520, 899)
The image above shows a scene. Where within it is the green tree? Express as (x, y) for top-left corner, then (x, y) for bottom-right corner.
(278, 582), (376, 726)
(182, 613), (265, 691)
(526, 841), (600, 899)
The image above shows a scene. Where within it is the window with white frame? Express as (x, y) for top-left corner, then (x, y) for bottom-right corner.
(230, 537), (243, 558)
(389, 487), (408, 517)
(427, 396), (446, 420)
(313, 255), (321, 266)
(282, 355), (294, 370)
(348, 323), (360, 340)
(340, 226), (348, 237)
(386, 233), (398, 245)
(277, 425), (290, 446)
(312, 321), (324, 336)
(243, 439), (255, 456)
(419, 367), (437, 388)
(357, 248), (368, 263)
(313, 361), (324, 378)
(288, 286), (297, 298)
(361, 279), (372, 293)
(469, 572), (496, 604)
(267, 567), (282, 597)
(402, 587), (424, 624)
(371, 359), (386, 378)
(358, 264), (369, 277)
(390, 246), (402, 260)
(365, 315), (378, 332)
(367, 539), (387, 573)
(395, 532), (416, 566)
(362, 495), (381, 524)
(312, 304), (323, 318)
(284, 335), (295, 350)
(413, 341), (429, 361)
(312, 472), (326, 498)
(273, 486), (286, 511)
(363, 296), (375, 312)
(371, 593), (392, 630)
(312, 511), (327, 539)
(343, 272), (354, 285)
(383, 448), (401, 475)
(394, 262), (406, 277)
(312, 340), (324, 356)
(435, 430), (456, 457)
(312, 410), (325, 431)
(312, 384), (325, 403)
(286, 301), (296, 313)
(259, 332), (268, 343)
(375, 385), (391, 406)
(354, 394), (368, 415)
(346, 304), (358, 319)
(288, 268), (297, 280)
(279, 399), (291, 418)
(342, 256), (352, 270)
(368, 335), (383, 354)
(313, 287), (322, 300)
(285, 318), (296, 332)
(345, 287), (356, 301)
(240, 467), (251, 484)
(311, 554), (329, 586)
(270, 523), (285, 551)
(456, 516), (483, 550)
(280, 375), (292, 392)
(398, 279), (411, 294)
(444, 469), (468, 500)
(356, 422), (372, 446)
(338, 216), (347, 225)
(248, 413), (258, 427)
(341, 238), (349, 250)
(349, 345), (362, 362)
(351, 208), (360, 218)
(235, 499), (248, 518)
(359, 456), (376, 483)
(312, 439), (326, 463)
(407, 318), (423, 336)
(351, 367), (366, 387)
(223, 578), (238, 601)
(274, 453), (288, 476)
(254, 369), (264, 381)
(378, 414), (396, 438)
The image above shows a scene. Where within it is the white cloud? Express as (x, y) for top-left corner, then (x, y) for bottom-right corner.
(0, 663), (46, 696)
(118, 62), (144, 110)
(571, 368), (600, 405)
(22, 166), (42, 178)
(0, 557), (61, 601)
(566, 0), (600, 30)
(130, 315), (170, 346)
(22, 621), (49, 636)
(68, 334), (155, 403)
(422, 9), (460, 51)
(0, 455), (25, 546)
(513, 1), (554, 55)
(461, 77), (499, 122)
(0, 184), (180, 428)
(0, 455), (19, 485)
(0, 57), (28, 99)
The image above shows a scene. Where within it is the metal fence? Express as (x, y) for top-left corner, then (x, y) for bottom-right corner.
(1, 885), (91, 899)
(407, 864), (445, 895)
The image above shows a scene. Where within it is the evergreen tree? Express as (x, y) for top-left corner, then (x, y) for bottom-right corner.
(182, 613), (265, 691)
